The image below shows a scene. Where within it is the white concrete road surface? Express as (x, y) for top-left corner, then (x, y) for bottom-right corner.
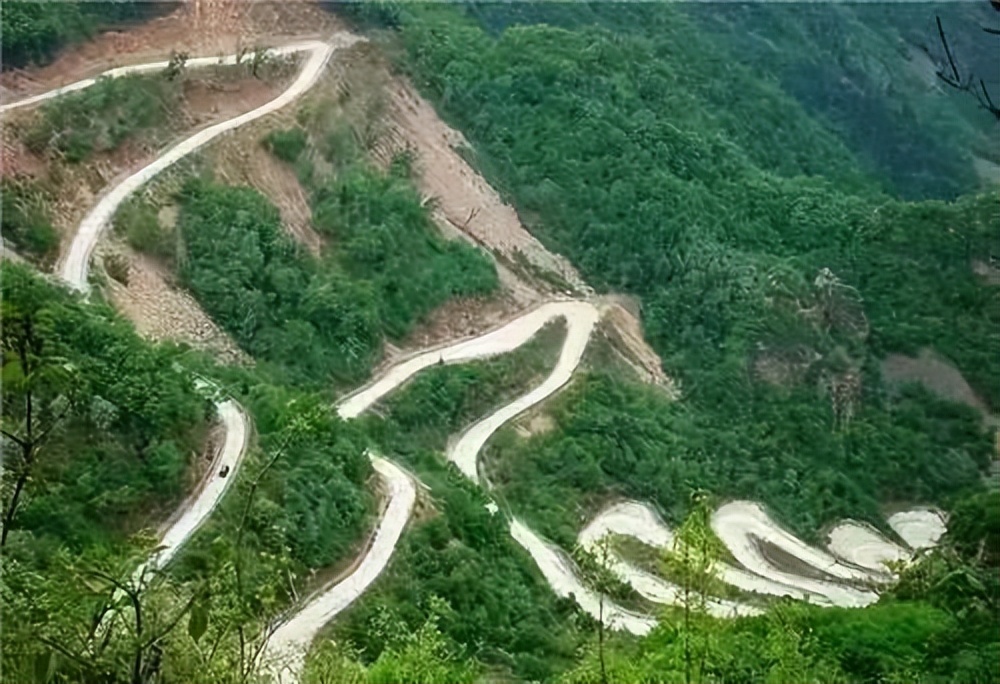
(22, 37), (951, 682)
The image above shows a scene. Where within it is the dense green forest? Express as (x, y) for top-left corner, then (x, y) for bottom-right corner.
(113, 130), (497, 388)
(4, 1), (1000, 682)
(488, 369), (991, 546)
(454, 1), (999, 201)
(1, 0), (174, 68)
(334, 2), (999, 681)
(0, 264), (378, 682)
(0, 263), (212, 556)
(382, 2), (1000, 410)
(1, 263), (212, 676)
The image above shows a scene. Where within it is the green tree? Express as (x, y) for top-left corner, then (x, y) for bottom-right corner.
(662, 492), (724, 684)
(1, 268), (82, 546)
(572, 535), (618, 684)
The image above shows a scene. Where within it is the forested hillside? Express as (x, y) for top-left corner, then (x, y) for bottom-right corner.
(385, 3), (999, 410)
(456, 1), (1000, 200)
(113, 133), (498, 389)
(1, 263), (380, 682)
(1, 264), (211, 556)
(327, 2), (1000, 681)
(3, 1), (1000, 682)
(340, 0), (999, 525)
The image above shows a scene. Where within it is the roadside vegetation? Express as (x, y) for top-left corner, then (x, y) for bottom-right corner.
(1, 52), (297, 266)
(173, 168), (496, 388)
(1, 178), (60, 265)
(4, 2), (999, 683)
(0, 263), (378, 683)
(344, 0), (999, 525)
(0, 264), (211, 557)
(22, 72), (184, 163)
(487, 369), (991, 547)
(14, 53), (297, 166)
(112, 121), (498, 389)
(0, 0), (168, 68)
(326, 329), (588, 682)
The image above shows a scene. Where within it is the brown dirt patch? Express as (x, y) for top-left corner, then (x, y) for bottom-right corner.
(752, 345), (822, 389)
(178, 63), (298, 126)
(0, 0), (346, 101)
(881, 348), (990, 417)
(398, 295), (523, 351)
(203, 121), (324, 254)
(100, 247), (248, 365)
(377, 74), (590, 297)
(514, 412), (555, 439)
(3, 64), (294, 271)
(972, 259), (1000, 286)
(598, 299), (677, 395)
(755, 536), (839, 584)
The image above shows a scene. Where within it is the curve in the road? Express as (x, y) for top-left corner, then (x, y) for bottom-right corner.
(887, 508), (947, 550)
(437, 312), (943, 632)
(50, 37), (363, 291)
(263, 300), (599, 678)
(8, 37), (360, 587)
(150, 394), (250, 571)
(14, 38), (950, 682)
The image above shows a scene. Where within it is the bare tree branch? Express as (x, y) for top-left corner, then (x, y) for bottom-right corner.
(937, 16), (962, 83)
(935, 15), (1000, 120)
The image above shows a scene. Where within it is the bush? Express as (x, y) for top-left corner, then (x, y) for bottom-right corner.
(103, 252), (130, 285)
(264, 127), (308, 163)
(0, 179), (59, 264)
(113, 198), (173, 261)
(25, 73), (180, 163)
(177, 174), (497, 386)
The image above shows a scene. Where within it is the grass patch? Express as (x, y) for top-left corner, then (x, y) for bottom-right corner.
(0, 178), (59, 265)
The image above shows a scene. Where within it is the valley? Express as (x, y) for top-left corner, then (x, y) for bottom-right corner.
(2, 2), (998, 684)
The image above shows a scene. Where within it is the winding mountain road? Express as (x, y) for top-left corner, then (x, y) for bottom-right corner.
(4, 36), (358, 592)
(6, 36), (947, 684)
(42, 37), (362, 292)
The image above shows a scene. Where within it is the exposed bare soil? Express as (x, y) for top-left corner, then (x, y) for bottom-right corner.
(881, 347), (990, 416)
(205, 122), (325, 254)
(0, 0), (344, 101)
(756, 537), (839, 584)
(514, 412), (556, 439)
(598, 298), (675, 393)
(379, 76), (590, 297)
(5, 1), (673, 402)
(972, 259), (1000, 286)
(100, 247), (248, 365)
(2, 65), (295, 263)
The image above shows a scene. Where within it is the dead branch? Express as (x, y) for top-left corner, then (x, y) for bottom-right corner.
(936, 16), (1000, 120)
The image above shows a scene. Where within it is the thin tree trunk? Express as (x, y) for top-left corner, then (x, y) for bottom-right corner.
(233, 433), (293, 595)
(130, 589), (144, 684)
(684, 543), (691, 684)
(1, 455), (31, 546)
(599, 593), (607, 684)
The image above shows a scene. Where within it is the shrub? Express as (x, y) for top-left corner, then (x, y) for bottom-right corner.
(0, 179), (59, 264)
(264, 127), (308, 163)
